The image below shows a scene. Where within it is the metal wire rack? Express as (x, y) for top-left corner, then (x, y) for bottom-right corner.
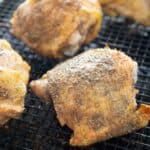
(0, 0), (150, 150)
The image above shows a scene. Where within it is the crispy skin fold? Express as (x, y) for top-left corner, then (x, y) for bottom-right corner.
(100, 0), (150, 26)
(30, 47), (150, 146)
(0, 39), (30, 126)
(10, 0), (102, 58)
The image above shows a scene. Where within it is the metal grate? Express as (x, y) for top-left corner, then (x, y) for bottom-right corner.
(0, 0), (150, 149)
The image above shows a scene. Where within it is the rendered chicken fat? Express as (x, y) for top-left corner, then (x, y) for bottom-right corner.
(11, 0), (102, 58)
(30, 48), (150, 146)
(0, 39), (30, 125)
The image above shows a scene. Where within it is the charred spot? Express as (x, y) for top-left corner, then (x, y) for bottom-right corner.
(89, 113), (104, 130)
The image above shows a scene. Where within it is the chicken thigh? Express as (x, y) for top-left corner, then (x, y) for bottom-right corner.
(30, 47), (150, 146)
(0, 39), (30, 126)
(10, 0), (102, 58)
(100, 0), (150, 26)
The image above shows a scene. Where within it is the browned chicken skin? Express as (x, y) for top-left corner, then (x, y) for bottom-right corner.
(10, 0), (102, 58)
(0, 39), (30, 126)
(100, 0), (150, 26)
(30, 47), (150, 146)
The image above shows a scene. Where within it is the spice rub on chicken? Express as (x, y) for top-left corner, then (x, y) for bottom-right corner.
(100, 0), (150, 26)
(30, 47), (150, 146)
(10, 0), (102, 58)
(0, 39), (30, 126)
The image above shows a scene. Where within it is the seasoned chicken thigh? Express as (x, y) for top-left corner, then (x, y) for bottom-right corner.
(100, 0), (150, 26)
(10, 0), (102, 58)
(0, 39), (30, 126)
(30, 47), (150, 146)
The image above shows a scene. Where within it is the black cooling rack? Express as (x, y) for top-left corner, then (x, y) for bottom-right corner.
(0, 0), (150, 150)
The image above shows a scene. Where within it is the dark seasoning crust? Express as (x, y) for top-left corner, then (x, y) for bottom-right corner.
(47, 49), (132, 89)
(11, 0), (80, 51)
(10, 0), (102, 58)
(30, 48), (149, 146)
(47, 49), (132, 108)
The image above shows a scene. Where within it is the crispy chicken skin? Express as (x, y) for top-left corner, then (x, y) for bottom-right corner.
(0, 39), (30, 126)
(10, 0), (102, 58)
(100, 0), (150, 26)
(30, 47), (150, 146)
